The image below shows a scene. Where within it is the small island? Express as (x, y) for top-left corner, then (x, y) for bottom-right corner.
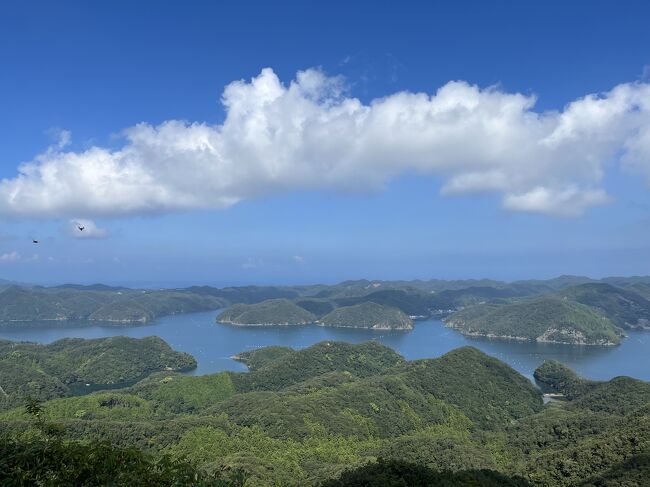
(216, 299), (316, 325)
(444, 295), (623, 345)
(318, 302), (414, 330)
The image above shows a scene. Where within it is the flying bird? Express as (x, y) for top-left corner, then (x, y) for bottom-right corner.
(78, 225), (85, 231)
(32, 240), (38, 244)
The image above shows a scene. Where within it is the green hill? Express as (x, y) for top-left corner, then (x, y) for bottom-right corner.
(319, 302), (414, 329)
(559, 282), (650, 330)
(445, 296), (622, 345)
(232, 340), (405, 392)
(0, 286), (225, 324)
(1, 340), (648, 485)
(535, 360), (650, 415)
(393, 347), (543, 429)
(232, 346), (294, 370)
(294, 298), (337, 318)
(0, 336), (196, 410)
(216, 299), (316, 325)
(333, 289), (434, 316)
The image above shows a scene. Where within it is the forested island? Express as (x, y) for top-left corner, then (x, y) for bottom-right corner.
(216, 300), (414, 330)
(317, 302), (413, 329)
(1, 338), (648, 485)
(444, 296), (623, 345)
(216, 299), (316, 326)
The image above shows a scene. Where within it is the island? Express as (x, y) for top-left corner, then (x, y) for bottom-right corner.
(216, 299), (414, 330)
(444, 295), (623, 345)
(216, 298), (316, 325)
(318, 301), (414, 330)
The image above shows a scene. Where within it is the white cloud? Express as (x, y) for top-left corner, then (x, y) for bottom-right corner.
(2, 68), (650, 218)
(293, 255), (305, 263)
(0, 251), (20, 262)
(67, 219), (108, 238)
(503, 186), (612, 218)
(0, 251), (38, 263)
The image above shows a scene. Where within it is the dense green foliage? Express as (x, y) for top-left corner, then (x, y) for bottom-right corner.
(1, 339), (648, 486)
(392, 347), (542, 430)
(0, 320), (650, 487)
(535, 360), (650, 415)
(0, 336), (196, 409)
(0, 435), (243, 486)
(0, 286), (225, 323)
(323, 459), (531, 487)
(294, 298), (337, 318)
(319, 302), (413, 329)
(219, 299), (415, 330)
(559, 282), (650, 329)
(185, 285), (300, 304)
(233, 346), (294, 370)
(333, 289), (434, 316)
(446, 296), (622, 345)
(533, 360), (598, 398)
(231, 341), (405, 392)
(0, 342), (538, 484)
(216, 299), (316, 325)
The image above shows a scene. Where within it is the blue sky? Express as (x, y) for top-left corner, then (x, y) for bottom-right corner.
(1, 0), (650, 286)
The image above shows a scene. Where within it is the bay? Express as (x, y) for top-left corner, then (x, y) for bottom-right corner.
(0, 310), (648, 381)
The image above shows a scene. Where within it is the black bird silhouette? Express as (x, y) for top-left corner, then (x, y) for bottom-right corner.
(78, 225), (84, 231)
(32, 240), (38, 244)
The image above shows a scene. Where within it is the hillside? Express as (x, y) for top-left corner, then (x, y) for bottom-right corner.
(5, 275), (650, 329)
(0, 336), (196, 409)
(333, 289), (434, 317)
(231, 340), (405, 392)
(445, 296), (622, 345)
(1, 340), (648, 485)
(319, 302), (414, 329)
(216, 299), (316, 325)
(558, 282), (650, 330)
(233, 346), (294, 370)
(535, 360), (650, 415)
(0, 286), (225, 324)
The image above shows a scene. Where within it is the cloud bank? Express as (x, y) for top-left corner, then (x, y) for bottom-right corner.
(2, 68), (650, 218)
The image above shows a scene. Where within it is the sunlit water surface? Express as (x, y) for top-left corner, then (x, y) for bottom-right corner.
(1, 310), (648, 381)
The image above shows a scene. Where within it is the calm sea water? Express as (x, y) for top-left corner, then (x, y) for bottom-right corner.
(1, 310), (648, 381)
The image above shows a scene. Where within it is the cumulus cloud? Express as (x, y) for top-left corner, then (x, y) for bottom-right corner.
(2, 68), (650, 218)
(67, 219), (108, 238)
